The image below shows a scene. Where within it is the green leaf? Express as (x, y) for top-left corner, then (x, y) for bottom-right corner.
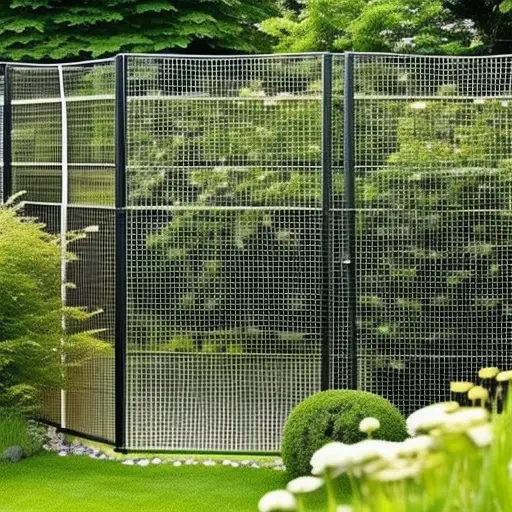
(135, 1), (178, 14)
(3, 18), (45, 33)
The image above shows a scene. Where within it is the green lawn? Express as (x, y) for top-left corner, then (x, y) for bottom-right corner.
(0, 453), (334, 511)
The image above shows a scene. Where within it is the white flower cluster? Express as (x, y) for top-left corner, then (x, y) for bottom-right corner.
(259, 394), (500, 512)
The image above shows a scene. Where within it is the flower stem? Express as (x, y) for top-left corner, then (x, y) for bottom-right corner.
(297, 495), (306, 512)
(324, 469), (337, 512)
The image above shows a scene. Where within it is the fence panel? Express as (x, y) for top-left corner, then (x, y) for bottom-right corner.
(5, 52), (512, 451)
(9, 61), (116, 442)
(353, 54), (512, 414)
(125, 55), (325, 451)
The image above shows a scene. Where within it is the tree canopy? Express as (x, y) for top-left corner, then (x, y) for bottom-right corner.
(444, 0), (512, 54)
(261, 0), (512, 54)
(0, 0), (277, 62)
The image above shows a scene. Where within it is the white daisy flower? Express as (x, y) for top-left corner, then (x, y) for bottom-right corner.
(349, 439), (399, 465)
(359, 417), (381, 434)
(258, 490), (297, 512)
(406, 402), (459, 435)
(440, 407), (489, 433)
(371, 463), (422, 482)
(466, 423), (493, 448)
(310, 442), (354, 476)
(286, 476), (324, 495)
(397, 435), (435, 455)
(497, 370), (512, 382)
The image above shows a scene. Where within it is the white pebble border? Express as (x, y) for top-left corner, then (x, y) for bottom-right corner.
(42, 425), (286, 471)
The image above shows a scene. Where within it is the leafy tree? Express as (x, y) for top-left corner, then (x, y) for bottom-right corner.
(444, 0), (512, 54)
(0, 204), (111, 411)
(261, 0), (481, 54)
(0, 0), (277, 62)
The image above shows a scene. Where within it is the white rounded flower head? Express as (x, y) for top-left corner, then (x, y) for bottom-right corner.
(359, 417), (380, 435)
(349, 439), (399, 465)
(286, 476), (324, 495)
(406, 402), (459, 436)
(450, 381), (474, 393)
(258, 490), (297, 512)
(439, 407), (489, 434)
(478, 367), (500, 379)
(310, 442), (354, 476)
(466, 423), (493, 448)
(336, 506), (354, 512)
(370, 462), (422, 482)
(397, 435), (435, 455)
(467, 386), (489, 403)
(497, 370), (512, 382)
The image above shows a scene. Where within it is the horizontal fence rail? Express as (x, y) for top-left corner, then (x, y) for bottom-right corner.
(1, 52), (512, 452)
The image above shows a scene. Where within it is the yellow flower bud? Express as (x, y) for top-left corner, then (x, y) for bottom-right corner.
(496, 370), (512, 382)
(478, 367), (500, 379)
(468, 386), (489, 402)
(450, 381), (474, 393)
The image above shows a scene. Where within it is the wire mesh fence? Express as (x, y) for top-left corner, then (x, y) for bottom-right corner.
(352, 54), (512, 413)
(7, 60), (117, 443)
(1, 52), (512, 452)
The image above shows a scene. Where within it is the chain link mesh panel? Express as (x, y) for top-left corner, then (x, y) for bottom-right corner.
(353, 54), (512, 415)
(125, 55), (325, 451)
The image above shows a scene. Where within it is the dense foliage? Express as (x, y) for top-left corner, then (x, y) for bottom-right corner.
(0, 0), (277, 61)
(261, 0), (482, 54)
(281, 390), (407, 478)
(445, 0), (512, 54)
(0, 206), (111, 410)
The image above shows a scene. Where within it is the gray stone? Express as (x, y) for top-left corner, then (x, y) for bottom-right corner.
(137, 459), (150, 467)
(122, 459), (135, 465)
(3, 446), (23, 463)
(203, 460), (216, 467)
(151, 458), (162, 465)
(58, 450), (68, 457)
(173, 461), (182, 467)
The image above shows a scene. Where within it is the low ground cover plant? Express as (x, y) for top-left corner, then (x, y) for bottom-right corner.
(0, 408), (45, 461)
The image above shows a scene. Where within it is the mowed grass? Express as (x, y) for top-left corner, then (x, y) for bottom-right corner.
(0, 452), (334, 512)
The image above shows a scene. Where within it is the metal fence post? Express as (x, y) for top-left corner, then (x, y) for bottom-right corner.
(321, 53), (333, 391)
(2, 64), (12, 204)
(344, 52), (358, 390)
(115, 54), (128, 452)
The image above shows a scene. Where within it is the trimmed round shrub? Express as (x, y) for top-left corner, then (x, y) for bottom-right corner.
(282, 390), (407, 478)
